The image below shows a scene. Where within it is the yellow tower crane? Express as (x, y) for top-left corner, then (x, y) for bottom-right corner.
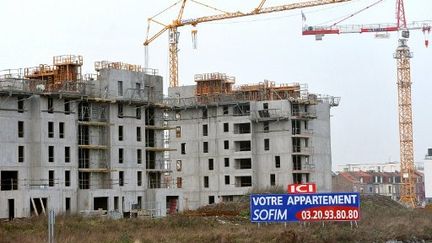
(394, 38), (416, 207)
(144, 0), (353, 88)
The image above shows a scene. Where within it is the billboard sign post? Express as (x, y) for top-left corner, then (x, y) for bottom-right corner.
(250, 192), (360, 223)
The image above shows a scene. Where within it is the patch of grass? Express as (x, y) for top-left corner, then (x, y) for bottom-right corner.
(1, 195), (432, 242)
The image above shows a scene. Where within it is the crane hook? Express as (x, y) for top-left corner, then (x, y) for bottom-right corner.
(192, 29), (198, 49)
(423, 26), (431, 48)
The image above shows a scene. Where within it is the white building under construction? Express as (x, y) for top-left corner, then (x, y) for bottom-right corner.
(0, 56), (338, 219)
(0, 56), (180, 219)
(167, 73), (339, 209)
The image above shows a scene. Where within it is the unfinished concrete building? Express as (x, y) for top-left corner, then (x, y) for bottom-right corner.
(166, 73), (339, 209)
(0, 56), (181, 219)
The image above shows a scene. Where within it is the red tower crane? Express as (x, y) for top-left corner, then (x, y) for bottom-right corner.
(302, 0), (431, 46)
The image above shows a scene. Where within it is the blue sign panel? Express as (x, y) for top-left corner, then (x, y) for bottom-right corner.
(250, 192), (360, 222)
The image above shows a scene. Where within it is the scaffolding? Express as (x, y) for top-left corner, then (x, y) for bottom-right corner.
(94, 60), (158, 75)
(78, 102), (112, 190)
(195, 72), (235, 97)
(24, 55), (83, 92)
(193, 72), (304, 104)
(235, 80), (301, 101)
(145, 106), (176, 189)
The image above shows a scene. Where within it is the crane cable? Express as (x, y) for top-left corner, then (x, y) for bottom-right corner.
(189, 0), (229, 14)
(331, 0), (385, 26)
(205, 0), (361, 25)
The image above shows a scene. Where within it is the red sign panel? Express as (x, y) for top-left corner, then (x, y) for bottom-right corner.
(287, 183), (317, 194)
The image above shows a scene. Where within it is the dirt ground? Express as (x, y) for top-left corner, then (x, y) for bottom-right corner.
(1, 195), (432, 243)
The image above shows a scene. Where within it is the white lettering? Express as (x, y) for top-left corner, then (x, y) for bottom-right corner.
(253, 196), (283, 206)
(287, 196), (295, 205)
(252, 209), (288, 221)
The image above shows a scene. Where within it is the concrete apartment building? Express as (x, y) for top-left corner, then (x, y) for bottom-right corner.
(0, 56), (180, 219)
(167, 73), (339, 209)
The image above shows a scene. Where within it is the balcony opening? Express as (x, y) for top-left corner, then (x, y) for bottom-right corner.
(146, 129), (155, 147)
(148, 172), (162, 188)
(235, 176), (252, 187)
(79, 172), (90, 189)
(146, 151), (156, 169)
(234, 123), (251, 134)
(293, 155), (302, 171)
(293, 173), (309, 184)
(233, 103), (250, 116)
(78, 149), (89, 168)
(292, 104), (300, 115)
(292, 137), (301, 152)
(292, 120), (301, 135)
(145, 108), (155, 125)
(235, 141), (251, 152)
(235, 158), (252, 169)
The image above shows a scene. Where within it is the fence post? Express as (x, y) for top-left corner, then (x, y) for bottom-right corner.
(48, 210), (55, 243)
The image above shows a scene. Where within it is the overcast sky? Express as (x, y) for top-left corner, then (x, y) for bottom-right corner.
(0, 0), (431, 168)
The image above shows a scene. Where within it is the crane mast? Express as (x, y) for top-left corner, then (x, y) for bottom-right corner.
(394, 38), (416, 207)
(394, 0), (416, 207)
(144, 0), (352, 87)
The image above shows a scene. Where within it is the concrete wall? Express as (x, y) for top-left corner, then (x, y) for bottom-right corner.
(96, 69), (164, 103)
(310, 101), (332, 192)
(0, 95), (78, 218)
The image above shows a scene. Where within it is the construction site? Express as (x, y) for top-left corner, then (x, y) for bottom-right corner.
(0, 52), (339, 218)
(1, 0), (432, 241)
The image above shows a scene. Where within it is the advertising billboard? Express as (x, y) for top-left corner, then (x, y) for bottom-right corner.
(250, 192), (360, 222)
